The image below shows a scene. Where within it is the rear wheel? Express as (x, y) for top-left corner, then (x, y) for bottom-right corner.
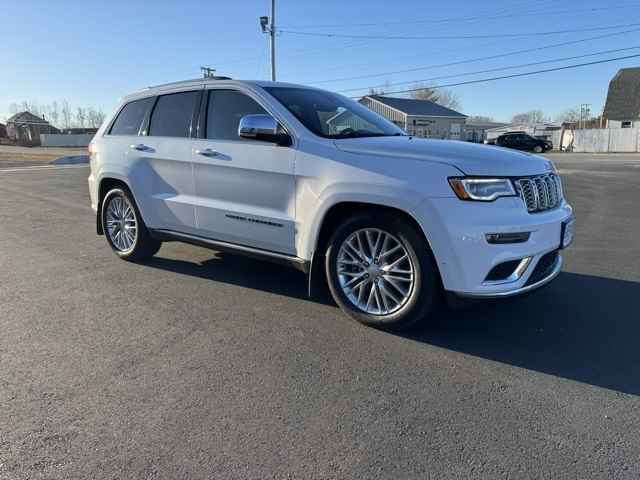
(325, 213), (440, 330)
(101, 188), (161, 261)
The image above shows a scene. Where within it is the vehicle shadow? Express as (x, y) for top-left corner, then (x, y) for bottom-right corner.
(147, 252), (640, 395)
(147, 251), (328, 303)
(410, 271), (640, 396)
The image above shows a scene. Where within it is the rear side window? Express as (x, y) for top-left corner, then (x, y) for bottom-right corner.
(148, 91), (199, 138)
(206, 90), (267, 140)
(109, 97), (154, 136)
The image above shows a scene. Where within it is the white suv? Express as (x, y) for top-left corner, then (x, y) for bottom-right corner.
(88, 78), (574, 330)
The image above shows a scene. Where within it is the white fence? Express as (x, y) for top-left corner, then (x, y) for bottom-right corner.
(40, 134), (94, 147)
(571, 128), (640, 153)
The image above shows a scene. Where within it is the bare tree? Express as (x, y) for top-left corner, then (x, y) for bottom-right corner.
(368, 79), (392, 96)
(61, 101), (72, 129)
(511, 110), (547, 124)
(7, 100), (105, 129)
(86, 107), (106, 128)
(554, 107), (581, 123)
(410, 85), (462, 111)
(75, 107), (86, 128)
(467, 115), (495, 123)
(47, 101), (60, 127)
(96, 110), (106, 126)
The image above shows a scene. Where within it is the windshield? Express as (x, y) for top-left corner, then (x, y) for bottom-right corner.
(264, 87), (406, 139)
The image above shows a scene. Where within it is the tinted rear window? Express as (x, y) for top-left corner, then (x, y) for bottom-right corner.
(149, 91), (199, 138)
(206, 90), (267, 140)
(109, 97), (154, 136)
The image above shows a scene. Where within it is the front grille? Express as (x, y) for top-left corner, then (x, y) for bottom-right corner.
(515, 173), (563, 213)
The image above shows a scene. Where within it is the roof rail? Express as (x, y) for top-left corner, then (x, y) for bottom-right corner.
(145, 76), (233, 90)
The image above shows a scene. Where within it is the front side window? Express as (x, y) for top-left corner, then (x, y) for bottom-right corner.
(109, 97), (155, 136)
(148, 91), (199, 138)
(265, 87), (406, 139)
(206, 90), (267, 140)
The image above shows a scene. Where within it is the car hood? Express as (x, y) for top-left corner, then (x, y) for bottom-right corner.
(334, 136), (553, 176)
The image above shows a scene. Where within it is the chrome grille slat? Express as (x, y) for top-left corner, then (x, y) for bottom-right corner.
(515, 173), (563, 213)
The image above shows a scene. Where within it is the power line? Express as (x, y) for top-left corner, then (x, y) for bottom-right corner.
(210, 37), (373, 70)
(220, 0), (539, 69)
(347, 53), (640, 98)
(280, 21), (640, 41)
(281, 3), (640, 29)
(338, 46), (640, 94)
(308, 27), (640, 85)
(209, 3), (637, 70)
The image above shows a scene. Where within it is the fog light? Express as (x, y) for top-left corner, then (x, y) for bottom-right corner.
(485, 232), (531, 244)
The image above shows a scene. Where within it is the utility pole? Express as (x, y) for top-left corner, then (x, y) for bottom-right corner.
(260, 0), (276, 81)
(200, 66), (216, 79)
(270, 0), (276, 81)
(579, 103), (591, 129)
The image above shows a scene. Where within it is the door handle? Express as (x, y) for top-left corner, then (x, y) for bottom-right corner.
(195, 148), (219, 157)
(130, 143), (152, 152)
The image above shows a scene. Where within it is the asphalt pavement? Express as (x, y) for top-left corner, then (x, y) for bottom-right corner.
(0, 154), (639, 479)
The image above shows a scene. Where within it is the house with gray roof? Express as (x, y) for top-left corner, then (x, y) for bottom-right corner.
(6, 111), (59, 146)
(359, 95), (467, 139)
(603, 67), (640, 128)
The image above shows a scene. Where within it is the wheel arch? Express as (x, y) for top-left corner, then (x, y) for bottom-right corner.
(307, 200), (441, 298)
(95, 175), (135, 235)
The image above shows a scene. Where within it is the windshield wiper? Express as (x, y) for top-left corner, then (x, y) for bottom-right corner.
(329, 130), (399, 139)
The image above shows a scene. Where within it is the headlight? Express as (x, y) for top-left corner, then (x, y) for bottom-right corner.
(448, 177), (516, 201)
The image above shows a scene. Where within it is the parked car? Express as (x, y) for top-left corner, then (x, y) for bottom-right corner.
(88, 79), (574, 330)
(496, 132), (553, 153)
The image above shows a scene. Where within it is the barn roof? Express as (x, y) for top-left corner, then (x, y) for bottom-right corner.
(603, 67), (640, 121)
(366, 95), (467, 118)
(7, 111), (50, 125)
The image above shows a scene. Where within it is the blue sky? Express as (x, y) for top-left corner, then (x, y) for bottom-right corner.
(2, 0), (640, 123)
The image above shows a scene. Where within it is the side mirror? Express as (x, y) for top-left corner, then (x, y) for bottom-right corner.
(238, 114), (291, 146)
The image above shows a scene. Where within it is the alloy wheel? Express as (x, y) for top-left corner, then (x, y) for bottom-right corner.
(105, 195), (137, 253)
(336, 228), (415, 315)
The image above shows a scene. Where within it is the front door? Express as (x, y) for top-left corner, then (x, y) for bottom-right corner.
(192, 88), (296, 255)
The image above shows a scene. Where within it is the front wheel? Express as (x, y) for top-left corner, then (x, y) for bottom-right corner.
(533, 145), (543, 153)
(325, 213), (441, 330)
(101, 188), (161, 261)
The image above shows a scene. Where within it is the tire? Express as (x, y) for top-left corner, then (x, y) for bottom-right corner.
(101, 187), (161, 261)
(533, 145), (543, 153)
(324, 212), (441, 330)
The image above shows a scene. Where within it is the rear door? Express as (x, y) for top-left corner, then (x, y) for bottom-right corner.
(132, 89), (200, 233)
(191, 88), (296, 254)
(102, 96), (156, 220)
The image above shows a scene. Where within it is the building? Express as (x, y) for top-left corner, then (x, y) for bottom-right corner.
(359, 95), (467, 139)
(603, 67), (640, 128)
(0, 122), (6, 138)
(461, 121), (508, 143)
(6, 111), (59, 146)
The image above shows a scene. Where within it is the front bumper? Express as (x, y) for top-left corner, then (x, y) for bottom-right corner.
(413, 196), (573, 298)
